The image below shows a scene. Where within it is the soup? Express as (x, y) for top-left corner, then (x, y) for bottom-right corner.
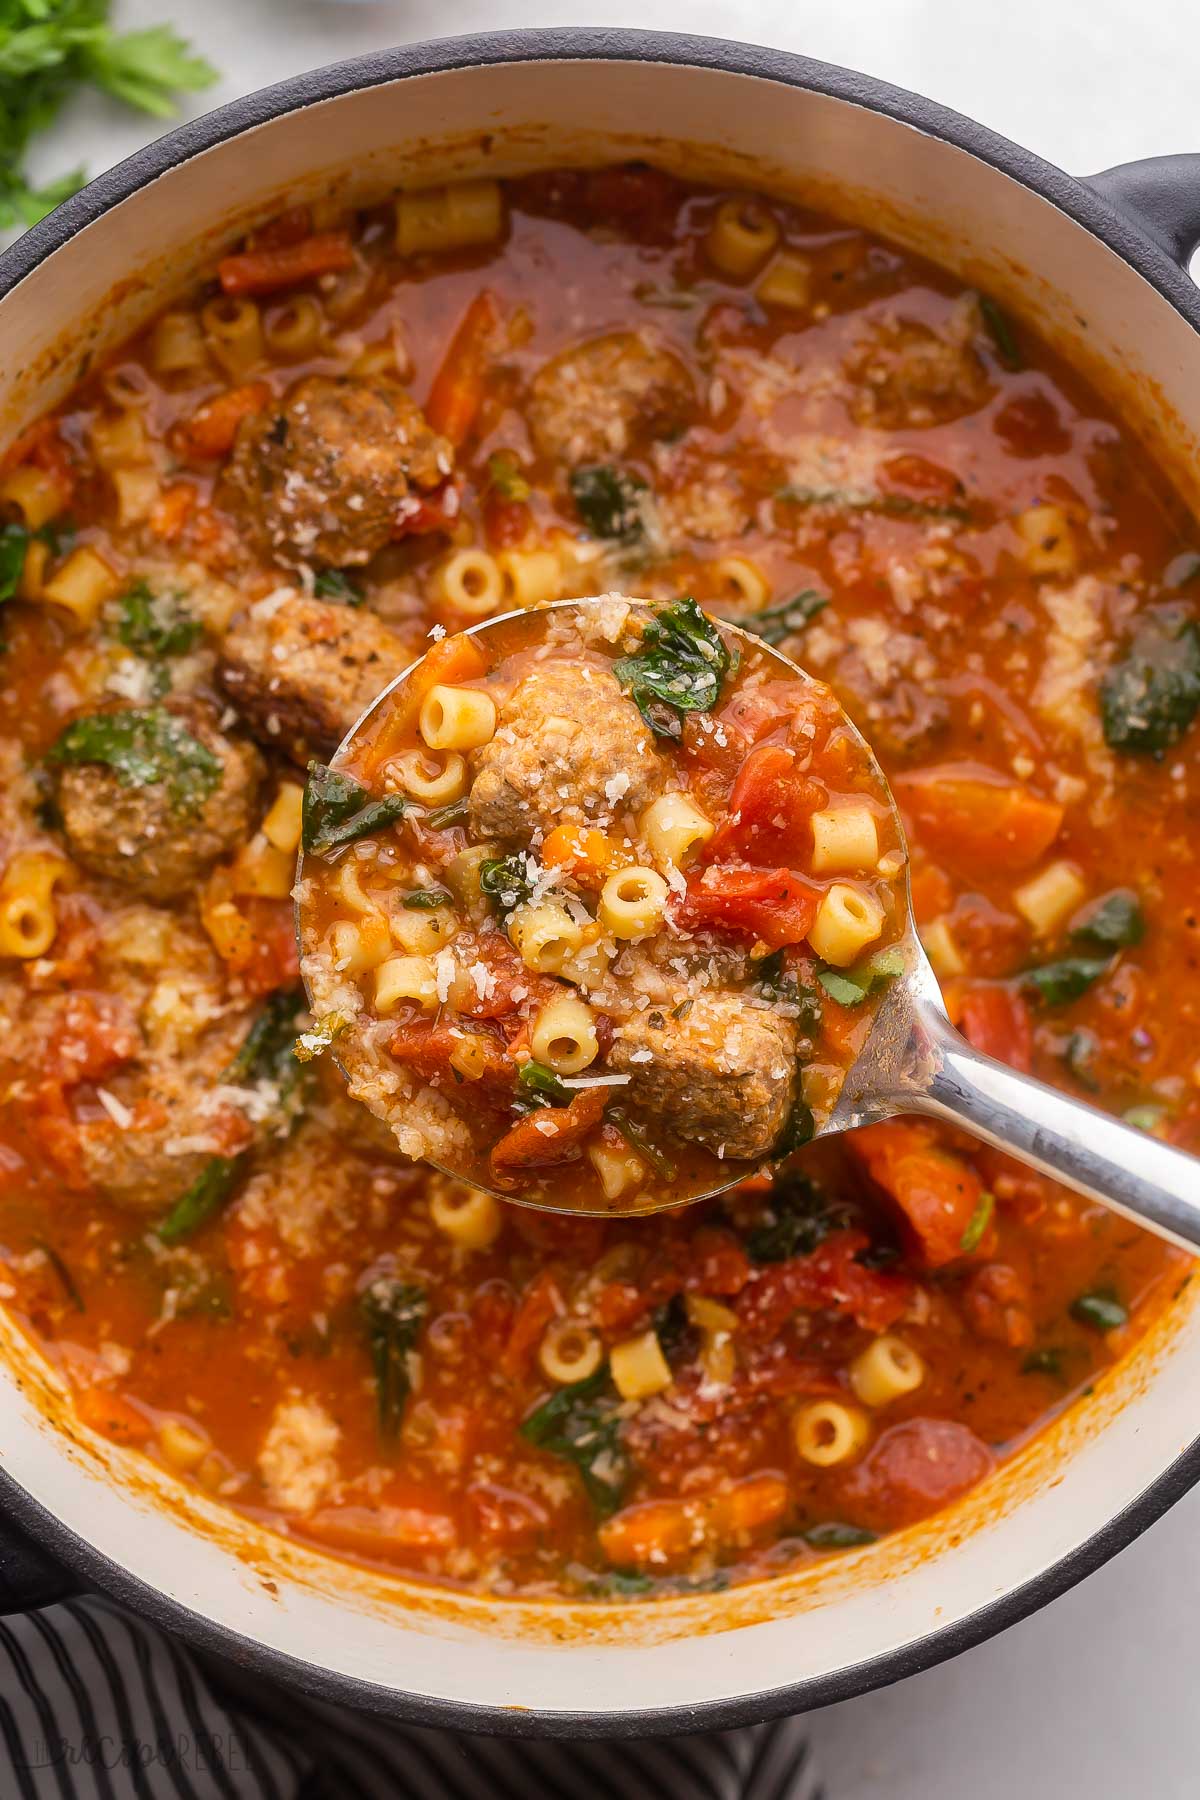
(0, 166), (1191, 1596)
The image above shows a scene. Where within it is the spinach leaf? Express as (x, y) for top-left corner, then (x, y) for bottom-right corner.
(1022, 1347), (1066, 1378)
(1070, 1288), (1128, 1333)
(360, 1274), (427, 1437)
(959, 1189), (995, 1254)
(977, 293), (1022, 370)
(775, 1097), (815, 1154)
(116, 581), (201, 658)
(1023, 957), (1110, 1006)
(402, 888), (451, 910)
(745, 1171), (849, 1264)
(157, 1155), (245, 1246)
(754, 951), (823, 1036)
(313, 569), (364, 606)
(1125, 1103), (1167, 1134)
(479, 854), (535, 916)
(744, 589), (829, 646)
(569, 464), (648, 541)
(302, 762), (406, 857)
(0, 523), (29, 601)
(614, 597), (732, 739)
(47, 705), (220, 813)
(224, 988), (306, 1091)
(779, 485), (972, 524)
(520, 1368), (630, 1516)
(803, 1521), (877, 1550)
(1070, 889), (1144, 951)
(1100, 606), (1200, 755)
(517, 1060), (570, 1105)
(816, 946), (905, 1008)
(608, 1108), (676, 1180)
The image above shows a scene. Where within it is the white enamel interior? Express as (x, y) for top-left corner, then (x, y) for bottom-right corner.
(3, 51), (1200, 1722)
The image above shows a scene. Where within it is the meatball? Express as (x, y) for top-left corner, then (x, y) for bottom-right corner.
(468, 661), (666, 840)
(527, 331), (695, 465)
(608, 992), (797, 1161)
(219, 592), (413, 765)
(846, 304), (990, 430)
(76, 1020), (253, 1215)
(55, 698), (263, 902)
(222, 375), (452, 569)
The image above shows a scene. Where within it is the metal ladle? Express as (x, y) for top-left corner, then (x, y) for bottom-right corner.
(301, 598), (1200, 1247)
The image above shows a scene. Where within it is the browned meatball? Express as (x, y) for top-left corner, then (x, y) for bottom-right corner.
(468, 661), (666, 840)
(527, 331), (695, 465)
(222, 375), (452, 568)
(608, 992), (797, 1161)
(219, 592), (413, 765)
(846, 308), (990, 430)
(55, 698), (263, 902)
(76, 1022), (252, 1215)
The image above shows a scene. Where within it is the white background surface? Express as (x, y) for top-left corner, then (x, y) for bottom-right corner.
(36, 4), (1200, 1795)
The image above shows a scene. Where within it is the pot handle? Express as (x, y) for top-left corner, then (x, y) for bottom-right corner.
(1084, 154), (1200, 268)
(0, 1513), (76, 1613)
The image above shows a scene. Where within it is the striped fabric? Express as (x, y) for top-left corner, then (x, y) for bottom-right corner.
(0, 1595), (825, 1799)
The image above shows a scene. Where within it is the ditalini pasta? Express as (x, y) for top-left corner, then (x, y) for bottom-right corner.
(298, 597), (906, 1212)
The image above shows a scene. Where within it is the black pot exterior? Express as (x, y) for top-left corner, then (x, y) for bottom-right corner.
(0, 26), (1198, 1738)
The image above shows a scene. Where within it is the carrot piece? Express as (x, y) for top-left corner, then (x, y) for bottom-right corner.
(895, 764), (1063, 872)
(218, 231), (355, 297)
(501, 1269), (563, 1379)
(958, 984), (1034, 1073)
(149, 481), (197, 542)
(598, 1473), (790, 1571)
(74, 1386), (153, 1445)
(542, 824), (623, 887)
(362, 630), (487, 777)
(425, 291), (500, 447)
(176, 381), (271, 460)
(852, 1120), (989, 1267)
(490, 1089), (608, 1188)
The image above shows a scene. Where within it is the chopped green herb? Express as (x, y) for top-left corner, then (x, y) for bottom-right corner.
(608, 1107), (675, 1180)
(223, 989), (306, 1093)
(977, 293), (1022, 370)
(1070, 890), (1144, 951)
(754, 951), (824, 1036)
(360, 1274), (426, 1438)
(520, 1368), (630, 1515)
(1023, 956), (1110, 1007)
(36, 1238), (83, 1311)
(479, 854), (534, 916)
(47, 705), (220, 813)
(582, 1567), (656, 1596)
(614, 597), (732, 739)
(959, 1189), (995, 1254)
(816, 945), (905, 1008)
(302, 761), (405, 857)
(0, 9), (217, 231)
(803, 1521), (877, 1550)
(0, 523), (29, 600)
(743, 588), (830, 646)
(779, 485), (972, 524)
(1022, 1347), (1066, 1378)
(1124, 1103), (1167, 1134)
(313, 568), (365, 606)
(486, 450), (531, 503)
(569, 464), (648, 541)
(402, 887), (451, 911)
(293, 1011), (350, 1065)
(518, 1060), (570, 1105)
(1100, 605), (1200, 756)
(746, 1170), (849, 1264)
(157, 1155), (244, 1246)
(1071, 1288), (1128, 1333)
(424, 797), (470, 829)
(115, 581), (201, 659)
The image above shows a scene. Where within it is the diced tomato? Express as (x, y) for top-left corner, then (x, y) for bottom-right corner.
(450, 933), (554, 1022)
(993, 391), (1071, 459)
(963, 1262), (1034, 1348)
(908, 862), (955, 924)
(392, 475), (461, 542)
(958, 984), (1034, 1074)
(838, 1418), (994, 1529)
(682, 679), (815, 779)
(247, 206), (313, 251)
(582, 165), (682, 240)
(218, 897), (299, 997)
(388, 1021), (513, 1088)
(174, 382), (271, 461)
(879, 451), (966, 506)
(672, 866), (817, 951)
(895, 764), (1063, 872)
(73, 1386), (153, 1445)
(218, 231), (355, 297)
(851, 1121), (989, 1267)
(490, 1089), (607, 1187)
(425, 291), (500, 448)
(597, 1472), (789, 1571)
(501, 1269), (562, 1379)
(736, 1230), (913, 1337)
(708, 743), (825, 863)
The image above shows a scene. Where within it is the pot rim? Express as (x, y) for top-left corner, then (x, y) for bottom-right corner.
(2, 24), (1198, 1740)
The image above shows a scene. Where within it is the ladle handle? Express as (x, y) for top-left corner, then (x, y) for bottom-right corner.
(908, 1000), (1200, 1255)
